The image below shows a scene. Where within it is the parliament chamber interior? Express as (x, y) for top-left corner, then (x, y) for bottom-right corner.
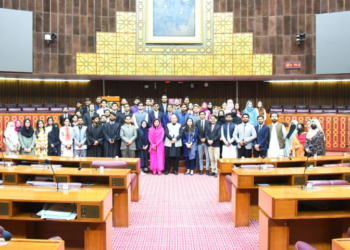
(1, 0), (350, 250)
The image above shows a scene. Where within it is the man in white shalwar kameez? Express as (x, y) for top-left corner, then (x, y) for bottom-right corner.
(221, 113), (237, 158)
(267, 113), (287, 158)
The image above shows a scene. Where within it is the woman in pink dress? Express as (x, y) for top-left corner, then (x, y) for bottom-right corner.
(148, 118), (165, 175)
(200, 102), (211, 120)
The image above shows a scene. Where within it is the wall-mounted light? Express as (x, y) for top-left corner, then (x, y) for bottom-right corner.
(264, 79), (350, 83)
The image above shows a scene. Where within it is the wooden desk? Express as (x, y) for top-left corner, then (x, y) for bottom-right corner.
(332, 238), (350, 250)
(259, 186), (350, 250)
(231, 167), (350, 227)
(0, 166), (131, 227)
(2, 154), (141, 202)
(217, 155), (349, 202)
(0, 186), (112, 250)
(0, 239), (64, 250)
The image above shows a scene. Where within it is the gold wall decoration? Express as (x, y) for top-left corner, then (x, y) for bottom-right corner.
(76, 10), (273, 76)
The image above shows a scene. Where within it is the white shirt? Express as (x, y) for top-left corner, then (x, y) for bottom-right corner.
(268, 123), (287, 157)
(221, 123), (235, 144)
(97, 107), (109, 117)
(154, 110), (159, 118)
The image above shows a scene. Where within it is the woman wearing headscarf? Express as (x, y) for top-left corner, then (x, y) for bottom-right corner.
(230, 109), (242, 125)
(217, 110), (226, 125)
(34, 120), (48, 156)
(243, 100), (258, 126)
(4, 122), (21, 154)
(48, 123), (61, 156)
(226, 99), (234, 114)
(148, 118), (165, 175)
(46, 117), (54, 133)
(14, 119), (22, 133)
(284, 120), (298, 157)
(255, 101), (267, 121)
(235, 102), (242, 118)
(136, 121), (149, 174)
(207, 102), (213, 114)
(18, 119), (35, 155)
(200, 102), (211, 120)
(305, 119), (326, 156)
(292, 122), (307, 157)
(59, 118), (74, 157)
(183, 118), (197, 175)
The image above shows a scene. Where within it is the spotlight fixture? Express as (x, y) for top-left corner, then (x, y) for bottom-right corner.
(296, 33), (306, 46)
(204, 82), (209, 87)
(45, 33), (57, 45)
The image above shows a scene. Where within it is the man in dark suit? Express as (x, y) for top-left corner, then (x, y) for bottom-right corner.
(148, 102), (164, 127)
(159, 94), (168, 113)
(59, 107), (73, 126)
(82, 97), (91, 114)
(162, 104), (175, 128)
(205, 114), (221, 177)
(253, 115), (269, 158)
(119, 103), (133, 125)
(196, 111), (211, 175)
(83, 104), (98, 127)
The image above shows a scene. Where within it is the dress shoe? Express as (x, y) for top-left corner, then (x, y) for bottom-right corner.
(173, 170), (178, 175)
(214, 173), (217, 177)
(211, 172), (216, 176)
(206, 170), (210, 175)
(165, 171), (169, 175)
(184, 172), (189, 175)
(199, 170), (203, 175)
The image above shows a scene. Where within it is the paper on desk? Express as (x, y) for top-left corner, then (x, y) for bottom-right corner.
(257, 184), (270, 186)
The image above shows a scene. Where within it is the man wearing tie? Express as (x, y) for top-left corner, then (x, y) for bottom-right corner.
(196, 111), (211, 175)
(144, 98), (154, 114)
(205, 115), (221, 177)
(253, 115), (269, 158)
(59, 107), (73, 126)
(162, 104), (175, 127)
(159, 95), (168, 113)
(83, 104), (98, 127)
(148, 102), (164, 127)
(233, 114), (257, 158)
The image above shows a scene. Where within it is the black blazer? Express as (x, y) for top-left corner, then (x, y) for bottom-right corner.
(59, 114), (73, 126)
(159, 103), (168, 114)
(83, 112), (98, 127)
(82, 105), (89, 114)
(205, 123), (222, 147)
(195, 119), (211, 145)
(148, 110), (164, 127)
(120, 112), (133, 126)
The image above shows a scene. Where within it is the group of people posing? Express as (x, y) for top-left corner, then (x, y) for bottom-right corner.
(2, 95), (326, 176)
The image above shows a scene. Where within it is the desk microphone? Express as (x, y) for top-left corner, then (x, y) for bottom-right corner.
(259, 156), (266, 171)
(78, 167), (82, 170)
(301, 145), (314, 190)
(343, 144), (349, 156)
(0, 148), (5, 168)
(45, 159), (59, 191)
(0, 226), (12, 241)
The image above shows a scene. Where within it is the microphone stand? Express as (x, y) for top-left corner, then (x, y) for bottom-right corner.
(0, 148), (5, 168)
(259, 156), (265, 171)
(46, 160), (59, 191)
(301, 147), (313, 190)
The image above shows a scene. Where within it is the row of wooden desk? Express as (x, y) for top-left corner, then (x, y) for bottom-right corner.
(219, 155), (350, 249)
(0, 155), (141, 250)
(218, 155), (350, 202)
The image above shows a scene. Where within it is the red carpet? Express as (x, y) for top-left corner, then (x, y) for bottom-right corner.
(113, 174), (259, 249)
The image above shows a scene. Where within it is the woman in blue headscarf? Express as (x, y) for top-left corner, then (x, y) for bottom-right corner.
(243, 100), (258, 126)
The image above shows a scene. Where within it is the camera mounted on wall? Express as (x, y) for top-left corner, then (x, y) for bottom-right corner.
(296, 33), (306, 46)
(45, 33), (57, 45)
